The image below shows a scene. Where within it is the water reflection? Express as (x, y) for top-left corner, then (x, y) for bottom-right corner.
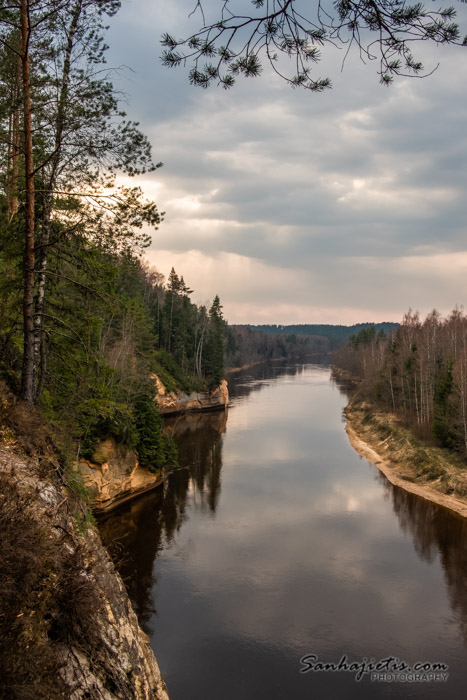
(329, 372), (356, 402)
(376, 472), (467, 645)
(226, 360), (326, 401)
(98, 363), (467, 699)
(99, 408), (226, 633)
(164, 409), (227, 513)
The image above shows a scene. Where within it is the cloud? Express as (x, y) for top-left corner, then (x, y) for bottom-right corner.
(144, 247), (467, 324)
(107, 1), (467, 323)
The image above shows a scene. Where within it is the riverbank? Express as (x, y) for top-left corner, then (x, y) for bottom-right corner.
(345, 401), (467, 519)
(0, 387), (170, 699)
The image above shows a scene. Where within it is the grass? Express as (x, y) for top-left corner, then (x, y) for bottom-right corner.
(347, 400), (467, 500)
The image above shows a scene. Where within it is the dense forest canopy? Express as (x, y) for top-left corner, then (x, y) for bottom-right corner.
(0, 0), (225, 469)
(0, 0), (163, 403)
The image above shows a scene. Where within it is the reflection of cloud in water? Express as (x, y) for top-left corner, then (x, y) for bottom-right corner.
(99, 362), (467, 699)
(151, 459), (452, 657)
(177, 504), (452, 659)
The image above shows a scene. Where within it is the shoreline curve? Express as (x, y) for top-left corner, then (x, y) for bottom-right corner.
(345, 421), (467, 521)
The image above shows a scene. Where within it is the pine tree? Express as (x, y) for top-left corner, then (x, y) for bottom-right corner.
(205, 295), (225, 389)
(162, 0), (464, 90)
(0, 0), (161, 404)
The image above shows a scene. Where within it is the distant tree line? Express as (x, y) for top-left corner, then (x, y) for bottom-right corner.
(225, 325), (329, 369)
(333, 309), (467, 455)
(243, 323), (398, 349)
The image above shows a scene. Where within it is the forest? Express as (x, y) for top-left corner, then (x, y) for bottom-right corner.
(243, 323), (399, 349)
(0, 1), (226, 469)
(333, 309), (467, 456)
(225, 324), (330, 369)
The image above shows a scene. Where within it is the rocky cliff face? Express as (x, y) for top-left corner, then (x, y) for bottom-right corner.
(153, 375), (229, 415)
(76, 439), (163, 514)
(0, 440), (169, 700)
(74, 378), (229, 513)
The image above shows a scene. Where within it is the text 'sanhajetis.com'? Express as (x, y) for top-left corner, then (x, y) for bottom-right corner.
(300, 654), (449, 684)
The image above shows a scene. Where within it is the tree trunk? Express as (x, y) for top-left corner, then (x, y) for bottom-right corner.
(6, 55), (21, 222)
(20, 0), (36, 404)
(32, 0), (83, 403)
(32, 196), (51, 400)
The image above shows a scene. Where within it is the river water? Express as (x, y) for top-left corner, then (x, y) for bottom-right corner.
(98, 363), (467, 700)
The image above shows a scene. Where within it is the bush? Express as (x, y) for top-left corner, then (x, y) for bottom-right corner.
(76, 399), (138, 459)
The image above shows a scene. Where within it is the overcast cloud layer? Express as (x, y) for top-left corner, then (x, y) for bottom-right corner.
(107, 0), (467, 324)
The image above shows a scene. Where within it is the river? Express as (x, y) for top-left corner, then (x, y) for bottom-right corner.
(98, 363), (467, 700)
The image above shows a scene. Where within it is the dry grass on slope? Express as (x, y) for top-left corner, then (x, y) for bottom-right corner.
(345, 401), (467, 505)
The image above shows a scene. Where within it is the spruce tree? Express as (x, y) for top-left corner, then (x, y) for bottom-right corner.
(205, 295), (225, 389)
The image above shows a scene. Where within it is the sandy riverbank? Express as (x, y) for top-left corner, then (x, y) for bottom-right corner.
(345, 402), (467, 520)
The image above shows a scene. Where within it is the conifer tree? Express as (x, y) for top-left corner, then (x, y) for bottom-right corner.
(0, 0), (161, 403)
(205, 295), (225, 389)
(162, 0), (465, 90)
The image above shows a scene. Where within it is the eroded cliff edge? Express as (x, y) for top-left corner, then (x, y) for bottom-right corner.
(154, 375), (229, 415)
(76, 438), (164, 514)
(0, 428), (169, 699)
(74, 377), (229, 513)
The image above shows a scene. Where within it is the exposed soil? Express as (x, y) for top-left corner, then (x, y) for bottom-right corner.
(345, 401), (467, 520)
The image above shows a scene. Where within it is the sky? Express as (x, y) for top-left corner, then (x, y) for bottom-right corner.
(106, 0), (467, 325)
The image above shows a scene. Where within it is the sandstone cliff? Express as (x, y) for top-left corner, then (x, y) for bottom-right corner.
(153, 375), (229, 415)
(76, 438), (164, 514)
(0, 438), (170, 699)
(74, 378), (229, 513)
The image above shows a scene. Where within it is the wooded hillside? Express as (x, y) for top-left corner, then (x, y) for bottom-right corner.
(334, 309), (467, 456)
(0, 1), (225, 469)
